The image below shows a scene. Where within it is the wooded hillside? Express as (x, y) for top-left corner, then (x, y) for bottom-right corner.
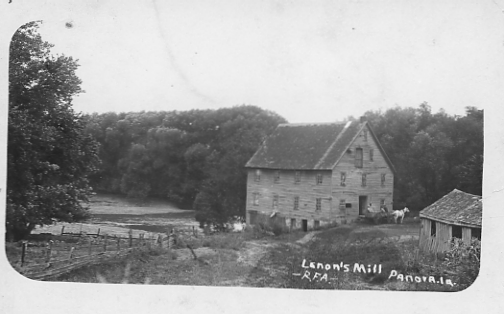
(83, 103), (483, 227)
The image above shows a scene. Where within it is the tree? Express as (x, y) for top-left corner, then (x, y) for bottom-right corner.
(7, 21), (100, 241)
(364, 104), (483, 211)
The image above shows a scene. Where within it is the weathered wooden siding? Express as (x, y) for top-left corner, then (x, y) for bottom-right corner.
(246, 169), (335, 226)
(462, 227), (472, 246)
(331, 125), (394, 221)
(419, 218), (464, 253)
(419, 218), (430, 251)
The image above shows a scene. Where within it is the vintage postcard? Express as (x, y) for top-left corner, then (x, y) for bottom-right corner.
(1, 1), (503, 313)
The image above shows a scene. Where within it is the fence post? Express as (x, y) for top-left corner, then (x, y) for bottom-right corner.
(79, 224), (83, 236)
(45, 240), (53, 263)
(61, 226), (65, 235)
(158, 234), (162, 249)
(68, 247), (75, 260)
(21, 241), (27, 267)
(116, 235), (120, 251)
(103, 234), (108, 252)
(97, 228), (100, 237)
(88, 237), (93, 255)
(128, 229), (133, 248)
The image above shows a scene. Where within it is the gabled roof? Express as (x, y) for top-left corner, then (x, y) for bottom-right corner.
(420, 189), (482, 228)
(245, 120), (395, 171)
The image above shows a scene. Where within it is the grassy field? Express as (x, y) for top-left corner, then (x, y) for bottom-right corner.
(15, 194), (478, 291)
(48, 220), (477, 291)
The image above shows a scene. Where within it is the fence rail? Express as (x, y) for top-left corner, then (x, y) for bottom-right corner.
(10, 226), (195, 281)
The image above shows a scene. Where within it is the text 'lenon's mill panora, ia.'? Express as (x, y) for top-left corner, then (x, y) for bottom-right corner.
(293, 259), (456, 287)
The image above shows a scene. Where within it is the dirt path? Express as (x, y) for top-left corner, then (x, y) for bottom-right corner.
(237, 240), (280, 267)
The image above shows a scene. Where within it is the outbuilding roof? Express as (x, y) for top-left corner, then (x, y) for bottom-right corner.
(245, 120), (395, 171)
(420, 189), (482, 228)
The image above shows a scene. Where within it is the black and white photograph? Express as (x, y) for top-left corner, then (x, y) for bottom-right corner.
(1, 0), (503, 313)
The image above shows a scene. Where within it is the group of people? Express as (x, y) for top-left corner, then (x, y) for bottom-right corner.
(366, 203), (389, 214)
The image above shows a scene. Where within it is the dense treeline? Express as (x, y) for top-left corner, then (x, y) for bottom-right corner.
(83, 106), (287, 227)
(362, 103), (483, 211)
(84, 103), (482, 227)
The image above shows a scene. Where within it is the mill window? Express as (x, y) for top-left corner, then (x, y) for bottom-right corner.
(294, 196), (299, 210)
(273, 195), (279, 210)
(355, 148), (363, 168)
(370, 149), (374, 161)
(316, 198), (322, 211)
(295, 171), (301, 183)
(253, 193), (259, 206)
(361, 173), (367, 187)
(339, 199), (345, 210)
(340, 172), (346, 186)
(430, 220), (436, 236)
(316, 173), (323, 185)
(274, 170), (280, 183)
(254, 170), (261, 182)
(381, 174), (386, 187)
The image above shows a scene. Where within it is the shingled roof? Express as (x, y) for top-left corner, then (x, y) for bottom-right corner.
(245, 120), (394, 170)
(420, 189), (482, 228)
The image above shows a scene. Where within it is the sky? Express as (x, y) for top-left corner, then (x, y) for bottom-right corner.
(19, 0), (504, 123)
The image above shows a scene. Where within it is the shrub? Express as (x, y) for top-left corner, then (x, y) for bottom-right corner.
(271, 222), (288, 236)
(440, 238), (481, 289)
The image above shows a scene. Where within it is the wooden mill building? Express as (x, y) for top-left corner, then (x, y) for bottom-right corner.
(419, 189), (482, 253)
(244, 118), (395, 231)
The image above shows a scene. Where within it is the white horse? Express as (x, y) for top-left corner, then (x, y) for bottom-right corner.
(391, 207), (409, 224)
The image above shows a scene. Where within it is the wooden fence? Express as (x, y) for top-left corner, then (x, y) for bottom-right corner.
(10, 227), (190, 281)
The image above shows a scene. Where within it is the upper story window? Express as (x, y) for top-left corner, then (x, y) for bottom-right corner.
(273, 195), (279, 210)
(254, 170), (261, 182)
(316, 173), (323, 185)
(355, 148), (363, 168)
(431, 220), (436, 236)
(293, 196), (299, 210)
(370, 149), (374, 161)
(274, 170), (280, 183)
(381, 173), (386, 187)
(316, 198), (322, 211)
(340, 172), (346, 186)
(363, 130), (368, 141)
(361, 173), (367, 187)
(294, 171), (301, 183)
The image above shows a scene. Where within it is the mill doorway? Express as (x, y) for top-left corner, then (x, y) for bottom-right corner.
(359, 196), (368, 215)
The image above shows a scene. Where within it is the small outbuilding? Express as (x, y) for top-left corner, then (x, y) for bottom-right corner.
(419, 189), (482, 253)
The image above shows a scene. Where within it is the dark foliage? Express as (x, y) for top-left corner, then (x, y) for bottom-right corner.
(83, 106), (287, 228)
(363, 103), (483, 211)
(7, 22), (100, 241)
